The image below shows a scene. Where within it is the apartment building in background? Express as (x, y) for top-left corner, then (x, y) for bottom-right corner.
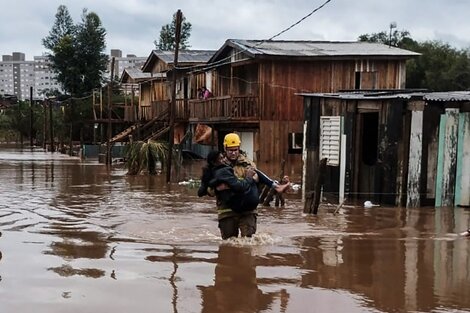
(0, 50), (145, 101)
(108, 49), (146, 79)
(34, 55), (63, 99)
(0, 52), (36, 101)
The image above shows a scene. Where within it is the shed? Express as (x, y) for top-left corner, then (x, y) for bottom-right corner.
(299, 90), (470, 208)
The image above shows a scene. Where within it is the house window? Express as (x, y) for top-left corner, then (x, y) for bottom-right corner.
(355, 71), (378, 90)
(355, 72), (361, 89)
(288, 132), (303, 154)
(320, 116), (341, 166)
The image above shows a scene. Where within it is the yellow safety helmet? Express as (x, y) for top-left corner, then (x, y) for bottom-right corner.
(223, 133), (241, 148)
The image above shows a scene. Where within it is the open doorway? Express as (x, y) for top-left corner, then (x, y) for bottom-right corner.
(356, 112), (379, 201)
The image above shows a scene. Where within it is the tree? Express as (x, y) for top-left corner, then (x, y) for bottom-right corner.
(154, 12), (192, 50)
(42, 6), (108, 97)
(125, 140), (169, 175)
(74, 9), (109, 95)
(359, 28), (470, 91)
(358, 29), (415, 48)
(42, 5), (76, 95)
(406, 41), (470, 91)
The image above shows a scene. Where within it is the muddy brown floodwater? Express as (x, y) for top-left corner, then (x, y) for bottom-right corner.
(0, 146), (469, 313)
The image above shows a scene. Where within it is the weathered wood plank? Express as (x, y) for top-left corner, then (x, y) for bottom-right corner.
(455, 113), (470, 206)
(407, 110), (423, 207)
(436, 109), (459, 207)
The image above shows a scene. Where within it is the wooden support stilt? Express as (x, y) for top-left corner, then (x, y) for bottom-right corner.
(303, 158), (327, 214)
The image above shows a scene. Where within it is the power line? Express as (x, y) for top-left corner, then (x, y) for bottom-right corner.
(267, 0), (332, 41)
(174, 0), (334, 72)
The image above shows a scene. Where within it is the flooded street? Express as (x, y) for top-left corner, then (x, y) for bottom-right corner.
(0, 147), (469, 313)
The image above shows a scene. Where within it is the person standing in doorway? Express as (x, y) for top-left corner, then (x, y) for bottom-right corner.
(202, 86), (212, 99)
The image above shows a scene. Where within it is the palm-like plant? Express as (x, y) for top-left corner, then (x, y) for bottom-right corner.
(124, 140), (182, 175)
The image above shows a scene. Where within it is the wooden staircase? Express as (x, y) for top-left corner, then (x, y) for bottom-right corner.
(108, 108), (169, 144)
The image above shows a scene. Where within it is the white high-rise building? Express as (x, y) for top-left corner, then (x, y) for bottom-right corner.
(0, 50), (145, 101)
(0, 52), (62, 101)
(34, 55), (63, 99)
(107, 49), (146, 79)
(0, 53), (35, 101)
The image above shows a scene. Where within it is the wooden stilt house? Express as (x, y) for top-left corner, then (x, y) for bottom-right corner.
(109, 50), (215, 143)
(189, 40), (419, 178)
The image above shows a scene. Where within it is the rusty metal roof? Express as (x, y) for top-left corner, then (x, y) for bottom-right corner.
(211, 40), (420, 61)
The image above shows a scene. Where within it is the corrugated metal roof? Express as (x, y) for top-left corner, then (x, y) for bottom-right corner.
(153, 49), (216, 64)
(423, 91), (470, 101)
(297, 90), (421, 100)
(227, 40), (420, 58)
(120, 67), (163, 83)
(122, 68), (152, 79)
(142, 49), (216, 73)
(297, 90), (470, 102)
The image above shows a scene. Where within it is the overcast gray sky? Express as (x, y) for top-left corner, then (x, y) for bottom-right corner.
(1, 0), (469, 59)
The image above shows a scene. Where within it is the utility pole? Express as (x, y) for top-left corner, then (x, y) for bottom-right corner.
(29, 86), (33, 147)
(166, 9), (182, 183)
(106, 57), (115, 165)
(69, 98), (74, 156)
(43, 100), (47, 150)
(389, 21), (397, 47)
(49, 99), (55, 152)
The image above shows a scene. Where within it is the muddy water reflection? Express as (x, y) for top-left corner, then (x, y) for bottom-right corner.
(0, 147), (469, 313)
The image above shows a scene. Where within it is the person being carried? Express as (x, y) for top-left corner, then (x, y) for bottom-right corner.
(198, 150), (259, 239)
(214, 133), (289, 239)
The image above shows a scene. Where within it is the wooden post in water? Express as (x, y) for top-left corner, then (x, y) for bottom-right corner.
(42, 100), (47, 150)
(106, 57), (115, 165)
(166, 9), (182, 183)
(49, 99), (55, 152)
(29, 86), (33, 147)
(303, 158), (327, 214)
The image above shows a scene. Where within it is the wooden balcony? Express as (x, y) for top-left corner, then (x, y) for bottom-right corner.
(189, 95), (259, 123)
(139, 99), (189, 121)
(137, 95), (259, 124)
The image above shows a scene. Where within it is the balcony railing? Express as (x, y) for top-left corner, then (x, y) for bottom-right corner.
(189, 95), (259, 121)
(139, 99), (189, 121)
(138, 95), (259, 122)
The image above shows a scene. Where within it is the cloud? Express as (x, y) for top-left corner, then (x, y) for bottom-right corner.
(1, 0), (469, 59)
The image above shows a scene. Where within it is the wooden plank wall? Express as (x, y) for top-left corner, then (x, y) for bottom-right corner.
(435, 109), (459, 207)
(151, 59), (169, 74)
(258, 59), (405, 122)
(189, 72), (207, 98)
(308, 97), (408, 205)
(302, 97), (321, 196)
(258, 119), (302, 177)
(379, 99), (404, 205)
(455, 112), (470, 206)
(259, 60), (337, 121)
(421, 104), (442, 205)
(406, 110), (423, 207)
(232, 64), (259, 96)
